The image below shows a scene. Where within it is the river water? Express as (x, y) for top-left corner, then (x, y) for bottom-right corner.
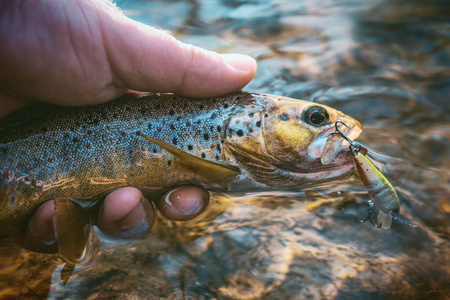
(1, 0), (449, 299)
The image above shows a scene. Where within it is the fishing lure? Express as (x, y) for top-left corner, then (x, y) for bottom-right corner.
(330, 121), (416, 229)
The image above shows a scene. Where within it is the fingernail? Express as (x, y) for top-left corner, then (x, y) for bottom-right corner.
(114, 201), (147, 231)
(221, 53), (256, 72)
(158, 186), (210, 221)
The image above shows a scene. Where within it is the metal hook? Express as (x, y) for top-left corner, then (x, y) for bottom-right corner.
(329, 121), (361, 154)
(355, 201), (382, 228)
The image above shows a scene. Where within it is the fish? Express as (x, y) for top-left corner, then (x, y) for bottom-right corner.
(0, 91), (362, 240)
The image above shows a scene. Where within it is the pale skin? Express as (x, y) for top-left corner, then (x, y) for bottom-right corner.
(0, 0), (257, 253)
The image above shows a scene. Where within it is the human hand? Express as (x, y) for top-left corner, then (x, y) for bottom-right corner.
(0, 0), (256, 253)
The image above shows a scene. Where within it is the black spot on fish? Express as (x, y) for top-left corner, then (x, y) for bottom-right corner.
(203, 132), (210, 141)
(157, 127), (162, 132)
(72, 137), (80, 143)
(155, 104), (161, 110)
(248, 113), (254, 117)
(236, 120), (240, 124)
(63, 133), (70, 139)
(87, 130), (92, 135)
(264, 113), (269, 118)
(186, 121), (191, 127)
(153, 148), (157, 153)
(249, 128), (254, 133)
(279, 113), (290, 121)
(201, 152), (206, 158)
(256, 121), (261, 128)
(172, 137), (178, 145)
(188, 144), (193, 151)
(170, 124), (175, 130)
(125, 106), (132, 112)
(216, 144), (221, 152)
(217, 125), (222, 133)
(168, 160), (172, 166)
(236, 129), (244, 137)
(215, 155), (220, 160)
(169, 109), (175, 116)
(199, 104), (204, 110)
(223, 103), (229, 108)
(176, 116), (181, 121)
(210, 112), (218, 119)
(121, 131), (126, 137)
(148, 124), (152, 130)
(140, 108), (147, 114)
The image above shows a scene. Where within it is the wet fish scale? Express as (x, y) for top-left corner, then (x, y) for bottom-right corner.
(0, 92), (244, 236)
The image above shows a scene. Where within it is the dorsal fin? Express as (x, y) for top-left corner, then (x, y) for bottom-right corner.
(139, 133), (240, 183)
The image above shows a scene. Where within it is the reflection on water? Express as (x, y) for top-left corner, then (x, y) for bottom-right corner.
(1, 0), (449, 298)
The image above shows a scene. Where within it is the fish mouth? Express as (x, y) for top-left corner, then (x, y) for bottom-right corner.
(308, 119), (362, 166)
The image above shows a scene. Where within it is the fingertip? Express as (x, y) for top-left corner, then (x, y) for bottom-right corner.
(23, 200), (58, 254)
(157, 186), (210, 221)
(97, 187), (154, 236)
(172, 45), (257, 97)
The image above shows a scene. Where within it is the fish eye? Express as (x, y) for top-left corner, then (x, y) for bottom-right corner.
(304, 106), (329, 126)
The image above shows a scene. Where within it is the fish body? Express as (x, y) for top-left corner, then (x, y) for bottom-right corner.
(0, 92), (361, 237)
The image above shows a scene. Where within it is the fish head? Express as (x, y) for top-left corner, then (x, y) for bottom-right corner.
(225, 94), (362, 187)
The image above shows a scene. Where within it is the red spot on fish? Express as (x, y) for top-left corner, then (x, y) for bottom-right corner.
(129, 150), (135, 155)
(86, 143), (92, 149)
(23, 150), (29, 155)
(360, 162), (363, 165)
(73, 162), (77, 167)
(36, 180), (45, 187)
(109, 138), (115, 144)
(9, 196), (15, 203)
(366, 168), (369, 171)
(47, 157), (55, 163)
(23, 177), (30, 184)
(2, 171), (10, 180)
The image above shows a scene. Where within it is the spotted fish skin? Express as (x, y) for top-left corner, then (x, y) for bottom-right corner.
(0, 92), (361, 236)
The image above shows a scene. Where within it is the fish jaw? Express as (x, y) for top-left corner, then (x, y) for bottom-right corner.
(309, 117), (363, 163)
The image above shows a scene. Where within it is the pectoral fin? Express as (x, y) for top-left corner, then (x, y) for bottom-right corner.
(54, 197), (90, 265)
(139, 133), (240, 182)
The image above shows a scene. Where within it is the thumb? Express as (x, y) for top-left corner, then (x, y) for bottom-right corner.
(102, 15), (257, 98)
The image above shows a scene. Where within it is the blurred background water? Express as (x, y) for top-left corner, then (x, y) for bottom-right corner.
(1, 0), (449, 299)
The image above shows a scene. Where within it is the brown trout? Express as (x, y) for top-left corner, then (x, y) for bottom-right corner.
(0, 92), (361, 237)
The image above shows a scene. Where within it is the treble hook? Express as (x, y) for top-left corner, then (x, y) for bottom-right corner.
(355, 200), (382, 228)
(328, 121), (362, 154)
